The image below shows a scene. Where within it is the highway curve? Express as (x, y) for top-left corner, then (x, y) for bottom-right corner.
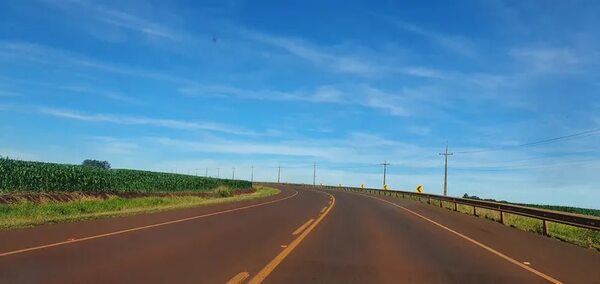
(0, 184), (598, 283)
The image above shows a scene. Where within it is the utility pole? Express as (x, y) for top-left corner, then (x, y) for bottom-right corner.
(251, 165), (254, 182)
(232, 167), (235, 180)
(277, 164), (281, 183)
(381, 160), (390, 188)
(313, 161), (316, 186)
(439, 143), (453, 196)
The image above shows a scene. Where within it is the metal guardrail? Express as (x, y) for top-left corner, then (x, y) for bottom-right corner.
(257, 182), (600, 233)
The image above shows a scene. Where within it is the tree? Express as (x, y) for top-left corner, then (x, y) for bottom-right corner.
(82, 159), (111, 170)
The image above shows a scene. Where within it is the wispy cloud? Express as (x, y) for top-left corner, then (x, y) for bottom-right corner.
(60, 85), (140, 104)
(393, 20), (476, 57)
(86, 136), (139, 156)
(246, 32), (379, 76)
(150, 132), (437, 164)
(245, 31), (449, 79)
(44, 0), (186, 42)
(0, 41), (195, 84)
(36, 107), (265, 136)
(181, 84), (413, 116)
(179, 85), (344, 103)
(510, 47), (582, 73)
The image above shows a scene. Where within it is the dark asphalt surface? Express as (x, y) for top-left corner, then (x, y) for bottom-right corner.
(0, 184), (598, 283)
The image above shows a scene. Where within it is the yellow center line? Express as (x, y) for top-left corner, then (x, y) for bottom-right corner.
(0, 190), (299, 258)
(248, 191), (335, 284)
(292, 218), (315, 235)
(319, 206), (328, 214)
(225, 271), (250, 284)
(349, 191), (562, 284)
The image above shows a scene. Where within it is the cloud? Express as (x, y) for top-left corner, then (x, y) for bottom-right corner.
(87, 136), (138, 155)
(181, 84), (412, 116)
(0, 41), (195, 84)
(510, 47), (582, 73)
(36, 107), (264, 136)
(246, 32), (379, 76)
(245, 31), (450, 79)
(149, 132), (438, 164)
(394, 21), (476, 57)
(60, 85), (140, 104)
(44, 0), (185, 41)
(407, 126), (431, 136)
(0, 148), (38, 160)
(179, 85), (344, 103)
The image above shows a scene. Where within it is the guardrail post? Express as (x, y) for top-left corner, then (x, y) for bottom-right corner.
(473, 206), (477, 217)
(499, 211), (504, 224)
(439, 200), (443, 208)
(542, 220), (548, 236)
(454, 202), (458, 211)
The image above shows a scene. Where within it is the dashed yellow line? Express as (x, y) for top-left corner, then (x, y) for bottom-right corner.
(225, 271), (250, 284)
(248, 192), (335, 284)
(356, 192), (562, 284)
(292, 219), (315, 235)
(320, 206), (328, 214)
(0, 190), (299, 258)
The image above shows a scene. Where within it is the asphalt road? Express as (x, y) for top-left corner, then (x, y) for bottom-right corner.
(0, 185), (598, 283)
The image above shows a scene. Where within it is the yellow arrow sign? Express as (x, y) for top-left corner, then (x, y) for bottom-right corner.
(416, 185), (423, 193)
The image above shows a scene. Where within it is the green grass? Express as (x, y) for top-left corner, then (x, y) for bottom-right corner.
(369, 190), (600, 250)
(0, 186), (280, 229)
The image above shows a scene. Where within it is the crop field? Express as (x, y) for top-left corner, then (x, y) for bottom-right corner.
(0, 158), (251, 193)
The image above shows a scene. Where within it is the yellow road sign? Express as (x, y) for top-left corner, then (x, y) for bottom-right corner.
(360, 184), (364, 188)
(384, 184), (389, 190)
(416, 185), (423, 193)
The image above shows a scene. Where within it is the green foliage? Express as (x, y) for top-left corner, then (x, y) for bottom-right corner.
(82, 159), (111, 170)
(0, 158), (251, 193)
(0, 187), (280, 229)
(462, 193), (599, 217)
(213, 186), (234, 197)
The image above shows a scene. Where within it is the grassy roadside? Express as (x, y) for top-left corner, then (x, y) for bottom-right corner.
(0, 186), (280, 230)
(357, 190), (599, 250)
(436, 201), (600, 250)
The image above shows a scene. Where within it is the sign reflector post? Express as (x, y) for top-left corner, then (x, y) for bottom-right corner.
(416, 185), (424, 194)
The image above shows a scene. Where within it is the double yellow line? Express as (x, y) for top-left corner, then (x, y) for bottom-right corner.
(245, 191), (335, 284)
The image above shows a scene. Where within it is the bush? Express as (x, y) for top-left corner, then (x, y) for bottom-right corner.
(82, 159), (111, 170)
(214, 186), (234, 197)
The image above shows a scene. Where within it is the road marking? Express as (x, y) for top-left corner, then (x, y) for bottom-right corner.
(226, 271), (250, 284)
(320, 206), (327, 214)
(280, 245), (287, 248)
(0, 190), (299, 258)
(355, 193), (562, 284)
(292, 218), (314, 235)
(248, 192), (335, 284)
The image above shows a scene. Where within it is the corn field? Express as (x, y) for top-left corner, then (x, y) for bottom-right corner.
(0, 158), (251, 193)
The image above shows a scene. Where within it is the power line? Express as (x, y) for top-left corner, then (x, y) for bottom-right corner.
(455, 128), (600, 154)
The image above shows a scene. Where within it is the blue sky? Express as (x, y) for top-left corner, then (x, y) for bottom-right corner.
(1, 0), (599, 208)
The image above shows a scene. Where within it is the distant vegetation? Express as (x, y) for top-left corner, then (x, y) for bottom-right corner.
(462, 193), (600, 217)
(82, 159), (111, 170)
(0, 158), (250, 193)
